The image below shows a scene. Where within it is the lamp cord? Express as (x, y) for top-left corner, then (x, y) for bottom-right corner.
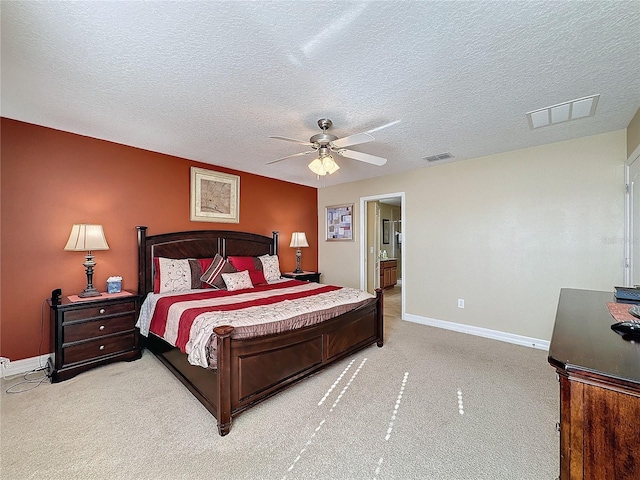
(3, 299), (49, 394)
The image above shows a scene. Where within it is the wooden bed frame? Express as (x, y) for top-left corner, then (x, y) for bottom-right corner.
(137, 226), (384, 436)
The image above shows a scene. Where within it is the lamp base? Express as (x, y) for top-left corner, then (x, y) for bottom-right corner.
(294, 248), (304, 274)
(79, 252), (101, 298)
(78, 287), (101, 298)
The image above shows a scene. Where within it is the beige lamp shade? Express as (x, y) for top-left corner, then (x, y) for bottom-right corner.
(64, 224), (110, 251)
(289, 232), (309, 248)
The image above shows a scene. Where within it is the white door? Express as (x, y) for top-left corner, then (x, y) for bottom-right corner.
(628, 154), (640, 285)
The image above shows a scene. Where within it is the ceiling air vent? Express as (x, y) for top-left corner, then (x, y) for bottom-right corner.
(423, 152), (454, 162)
(526, 94), (599, 129)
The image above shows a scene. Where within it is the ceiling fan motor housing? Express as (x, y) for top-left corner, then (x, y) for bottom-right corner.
(310, 133), (338, 147)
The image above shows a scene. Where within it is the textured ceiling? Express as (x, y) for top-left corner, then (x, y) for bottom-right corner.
(2, 1), (639, 187)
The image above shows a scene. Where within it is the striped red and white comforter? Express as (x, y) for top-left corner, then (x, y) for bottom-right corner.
(136, 279), (375, 368)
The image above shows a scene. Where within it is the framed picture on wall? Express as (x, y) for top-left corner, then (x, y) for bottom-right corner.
(382, 219), (390, 244)
(190, 167), (240, 223)
(326, 204), (354, 241)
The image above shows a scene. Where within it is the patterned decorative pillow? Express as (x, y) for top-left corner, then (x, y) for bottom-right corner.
(200, 254), (237, 289)
(157, 258), (192, 293)
(259, 254), (281, 282)
(221, 270), (254, 291)
(154, 257), (215, 293)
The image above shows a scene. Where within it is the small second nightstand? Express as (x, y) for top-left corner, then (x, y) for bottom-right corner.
(47, 292), (142, 382)
(281, 271), (321, 283)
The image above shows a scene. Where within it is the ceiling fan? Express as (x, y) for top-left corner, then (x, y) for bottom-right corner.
(267, 118), (387, 176)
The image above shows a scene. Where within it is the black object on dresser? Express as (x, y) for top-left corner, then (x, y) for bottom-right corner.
(47, 292), (142, 382)
(281, 271), (321, 283)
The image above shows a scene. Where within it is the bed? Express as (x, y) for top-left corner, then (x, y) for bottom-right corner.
(136, 226), (384, 435)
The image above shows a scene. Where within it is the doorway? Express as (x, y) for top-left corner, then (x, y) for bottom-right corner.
(626, 146), (640, 285)
(359, 192), (405, 319)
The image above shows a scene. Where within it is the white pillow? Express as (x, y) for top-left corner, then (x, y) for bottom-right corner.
(221, 270), (254, 291)
(158, 258), (192, 293)
(259, 254), (281, 282)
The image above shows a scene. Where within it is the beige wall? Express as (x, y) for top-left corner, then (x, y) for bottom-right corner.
(628, 107), (640, 158)
(318, 130), (626, 341)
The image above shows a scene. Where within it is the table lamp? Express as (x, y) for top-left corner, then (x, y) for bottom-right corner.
(289, 232), (309, 274)
(64, 224), (110, 297)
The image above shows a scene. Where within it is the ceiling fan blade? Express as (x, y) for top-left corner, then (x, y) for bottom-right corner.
(330, 132), (374, 149)
(265, 150), (315, 165)
(269, 136), (314, 146)
(336, 149), (387, 166)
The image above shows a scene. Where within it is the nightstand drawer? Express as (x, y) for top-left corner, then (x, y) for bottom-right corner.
(64, 314), (136, 343)
(63, 301), (135, 322)
(63, 332), (137, 365)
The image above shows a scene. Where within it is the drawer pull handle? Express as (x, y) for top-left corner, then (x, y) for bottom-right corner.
(99, 308), (106, 314)
(99, 345), (105, 351)
(99, 325), (105, 331)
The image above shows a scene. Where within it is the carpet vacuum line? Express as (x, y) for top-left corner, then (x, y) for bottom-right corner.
(281, 357), (368, 479)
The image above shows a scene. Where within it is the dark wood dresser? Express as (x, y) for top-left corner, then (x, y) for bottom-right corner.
(48, 292), (142, 382)
(548, 289), (640, 479)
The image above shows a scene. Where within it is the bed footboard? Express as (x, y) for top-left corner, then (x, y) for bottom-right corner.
(214, 288), (383, 436)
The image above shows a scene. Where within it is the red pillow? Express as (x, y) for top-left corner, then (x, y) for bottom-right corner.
(197, 258), (214, 289)
(247, 269), (267, 286)
(227, 256), (258, 271)
(227, 256), (267, 285)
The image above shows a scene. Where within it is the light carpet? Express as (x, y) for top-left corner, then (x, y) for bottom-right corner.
(0, 288), (559, 479)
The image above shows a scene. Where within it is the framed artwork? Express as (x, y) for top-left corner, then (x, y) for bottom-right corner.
(382, 219), (390, 244)
(326, 204), (354, 241)
(190, 167), (240, 223)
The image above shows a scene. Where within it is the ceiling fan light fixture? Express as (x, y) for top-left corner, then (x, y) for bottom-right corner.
(308, 158), (327, 176)
(308, 155), (340, 176)
(322, 155), (340, 174)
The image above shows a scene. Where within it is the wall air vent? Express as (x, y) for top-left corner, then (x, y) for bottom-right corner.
(423, 152), (454, 162)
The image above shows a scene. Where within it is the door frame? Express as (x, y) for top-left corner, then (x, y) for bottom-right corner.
(625, 143), (640, 286)
(360, 192), (405, 317)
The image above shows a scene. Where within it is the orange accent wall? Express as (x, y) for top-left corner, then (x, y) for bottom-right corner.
(1, 118), (318, 362)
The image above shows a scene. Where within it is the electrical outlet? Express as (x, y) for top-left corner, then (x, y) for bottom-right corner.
(458, 299), (465, 308)
(0, 357), (10, 368)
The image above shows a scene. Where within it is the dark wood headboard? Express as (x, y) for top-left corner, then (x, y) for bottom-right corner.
(136, 226), (278, 295)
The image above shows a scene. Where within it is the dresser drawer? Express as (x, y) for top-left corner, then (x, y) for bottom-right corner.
(63, 332), (137, 365)
(63, 301), (135, 322)
(63, 314), (136, 343)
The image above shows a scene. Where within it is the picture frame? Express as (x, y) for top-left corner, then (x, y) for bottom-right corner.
(190, 167), (240, 223)
(382, 219), (390, 244)
(326, 204), (354, 241)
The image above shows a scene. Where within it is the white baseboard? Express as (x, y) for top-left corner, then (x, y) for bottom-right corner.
(403, 313), (550, 351)
(1, 317), (549, 378)
(1, 353), (51, 378)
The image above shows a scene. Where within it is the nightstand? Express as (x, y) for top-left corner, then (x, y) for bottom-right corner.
(47, 292), (142, 382)
(282, 271), (321, 283)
